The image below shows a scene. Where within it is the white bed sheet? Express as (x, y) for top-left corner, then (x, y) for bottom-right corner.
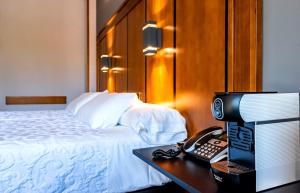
(0, 116), (170, 193)
(0, 110), (71, 121)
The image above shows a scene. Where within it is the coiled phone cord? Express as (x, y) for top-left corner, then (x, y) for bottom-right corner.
(152, 142), (184, 159)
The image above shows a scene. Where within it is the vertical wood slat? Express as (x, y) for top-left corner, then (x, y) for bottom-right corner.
(98, 37), (109, 91)
(146, 0), (175, 106)
(176, 0), (226, 135)
(114, 17), (128, 92)
(227, 0), (262, 92)
(106, 27), (116, 92)
(127, 0), (146, 101)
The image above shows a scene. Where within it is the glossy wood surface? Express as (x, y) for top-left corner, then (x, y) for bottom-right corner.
(98, 0), (142, 40)
(96, 0), (262, 136)
(227, 0), (262, 92)
(98, 37), (108, 91)
(96, 35), (101, 91)
(106, 27), (116, 92)
(127, 0), (146, 101)
(134, 146), (219, 193)
(146, 0), (175, 106)
(6, 96), (66, 105)
(114, 17), (128, 92)
(134, 145), (300, 193)
(176, 0), (226, 135)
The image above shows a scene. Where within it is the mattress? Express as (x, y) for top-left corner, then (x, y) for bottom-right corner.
(0, 112), (170, 193)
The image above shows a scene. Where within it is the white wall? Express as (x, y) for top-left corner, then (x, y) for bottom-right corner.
(0, 0), (87, 110)
(263, 0), (300, 92)
(96, 0), (126, 33)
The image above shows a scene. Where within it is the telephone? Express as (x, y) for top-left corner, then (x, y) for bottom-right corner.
(152, 126), (228, 164)
(182, 126), (228, 163)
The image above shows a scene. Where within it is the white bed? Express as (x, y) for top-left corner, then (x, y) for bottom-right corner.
(0, 111), (170, 193)
(0, 110), (70, 121)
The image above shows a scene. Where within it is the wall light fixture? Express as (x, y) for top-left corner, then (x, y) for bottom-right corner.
(100, 55), (112, 72)
(143, 21), (162, 56)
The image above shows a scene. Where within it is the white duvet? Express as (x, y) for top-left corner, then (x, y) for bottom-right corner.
(0, 111), (170, 193)
(0, 110), (70, 121)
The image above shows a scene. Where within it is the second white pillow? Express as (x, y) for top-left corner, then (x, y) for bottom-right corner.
(76, 93), (139, 129)
(66, 91), (107, 115)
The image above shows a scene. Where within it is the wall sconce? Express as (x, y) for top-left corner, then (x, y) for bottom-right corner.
(100, 55), (112, 72)
(143, 21), (162, 56)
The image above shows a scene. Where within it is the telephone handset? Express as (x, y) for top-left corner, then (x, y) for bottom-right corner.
(182, 126), (228, 163)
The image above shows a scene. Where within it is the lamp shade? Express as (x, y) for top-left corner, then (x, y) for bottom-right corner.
(100, 55), (112, 72)
(143, 21), (162, 56)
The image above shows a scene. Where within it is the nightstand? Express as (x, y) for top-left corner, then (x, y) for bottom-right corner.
(133, 145), (300, 193)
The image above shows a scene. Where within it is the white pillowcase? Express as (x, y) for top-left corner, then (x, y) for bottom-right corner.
(76, 93), (139, 129)
(119, 103), (187, 145)
(66, 91), (108, 115)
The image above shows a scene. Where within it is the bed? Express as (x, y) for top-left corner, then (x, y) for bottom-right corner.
(0, 92), (187, 193)
(0, 110), (70, 121)
(0, 111), (170, 193)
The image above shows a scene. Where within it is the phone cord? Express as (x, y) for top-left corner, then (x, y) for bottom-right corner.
(152, 142), (184, 159)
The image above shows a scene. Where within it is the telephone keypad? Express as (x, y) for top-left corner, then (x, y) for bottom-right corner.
(192, 139), (226, 160)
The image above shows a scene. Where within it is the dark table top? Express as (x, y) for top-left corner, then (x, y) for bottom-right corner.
(133, 145), (300, 193)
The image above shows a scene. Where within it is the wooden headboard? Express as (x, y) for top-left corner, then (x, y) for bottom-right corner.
(97, 0), (262, 136)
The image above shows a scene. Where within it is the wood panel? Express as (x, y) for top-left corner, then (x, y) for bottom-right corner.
(6, 96), (66, 105)
(127, 0), (146, 101)
(146, 0), (174, 106)
(96, 35), (101, 91)
(106, 27), (116, 92)
(176, 0), (226, 135)
(98, 37), (108, 91)
(114, 17), (128, 92)
(98, 0), (142, 40)
(227, 0), (262, 92)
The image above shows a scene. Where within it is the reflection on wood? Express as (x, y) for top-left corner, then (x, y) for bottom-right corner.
(176, 0), (226, 135)
(127, 0), (146, 101)
(146, 0), (174, 106)
(114, 17), (128, 92)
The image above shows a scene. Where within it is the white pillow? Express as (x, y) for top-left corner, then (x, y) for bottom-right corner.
(119, 103), (187, 145)
(66, 91), (108, 115)
(76, 93), (139, 129)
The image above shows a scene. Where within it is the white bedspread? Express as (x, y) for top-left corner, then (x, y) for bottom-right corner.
(0, 110), (71, 121)
(0, 111), (170, 193)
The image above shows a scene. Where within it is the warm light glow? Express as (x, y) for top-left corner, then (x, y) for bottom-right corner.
(163, 48), (176, 54)
(158, 101), (175, 108)
(112, 55), (121, 59)
(175, 94), (197, 110)
(107, 27), (115, 55)
(111, 67), (125, 73)
(100, 54), (109, 58)
(143, 46), (158, 51)
(152, 0), (168, 15)
(101, 66), (109, 72)
(106, 14), (117, 26)
(143, 46), (158, 56)
(142, 23), (157, 31)
(145, 52), (156, 56)
(107, 70), (115, 92)
(164, 26), (176, 31)
(147, 50), (174, 104)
